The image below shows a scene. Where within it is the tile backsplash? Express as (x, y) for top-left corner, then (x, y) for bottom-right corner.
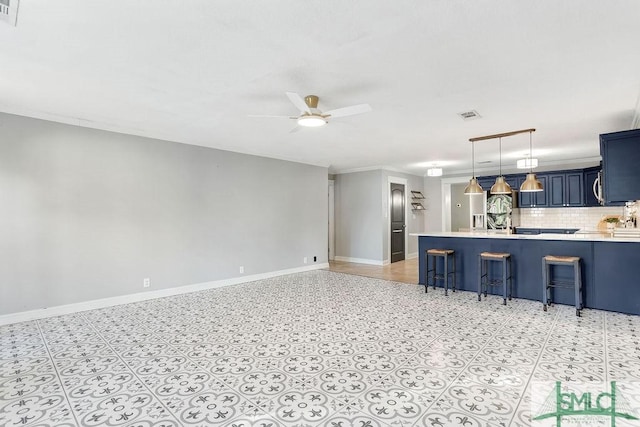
(519, 206), (625, 230)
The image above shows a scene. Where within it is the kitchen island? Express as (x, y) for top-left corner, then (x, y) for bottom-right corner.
(412, 231), (640, 315)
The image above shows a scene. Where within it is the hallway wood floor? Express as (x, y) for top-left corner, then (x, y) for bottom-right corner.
(326, 257), (418, 284)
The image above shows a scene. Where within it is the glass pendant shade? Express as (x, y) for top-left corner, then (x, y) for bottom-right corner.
(520, 173), (544, 192)
(490, 176), (512, 194)
(464, 177), (484, 195)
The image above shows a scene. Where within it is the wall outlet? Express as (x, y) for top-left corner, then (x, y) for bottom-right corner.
(303, 257), (308, 264)
(143, 278), (150, 288)
(239, 266), (244, 274)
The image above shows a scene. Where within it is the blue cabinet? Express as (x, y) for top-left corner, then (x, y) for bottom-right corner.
(517, 175), (548, 207)
(476, 175), (520, 193)
(477, 177), (495, 191)
(547, 171), (584, 207)
(478, 170), (587, 208)
(600, 129), (640, 204)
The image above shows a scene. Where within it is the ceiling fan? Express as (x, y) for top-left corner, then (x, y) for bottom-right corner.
(250, 92), (372, 128)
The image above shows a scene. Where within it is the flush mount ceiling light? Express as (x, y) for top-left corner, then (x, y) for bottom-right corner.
(520, 129), (544, 192)
(427, 167), (443, 177)
(464, 141), (483, 195)
(516, 157), (538, 169)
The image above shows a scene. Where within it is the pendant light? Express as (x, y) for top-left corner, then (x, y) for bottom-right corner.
(490, 137), (512, 194)
(464, 140), (484, 195)
(520, 130), (544, 192)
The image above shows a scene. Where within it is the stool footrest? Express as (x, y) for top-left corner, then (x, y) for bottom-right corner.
(425, 249), (456, 295)
(542, 255), (583, 317)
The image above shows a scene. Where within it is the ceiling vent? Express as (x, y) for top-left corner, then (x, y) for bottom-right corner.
(0, 0), (19, 26)
(458, 110), (481, 121)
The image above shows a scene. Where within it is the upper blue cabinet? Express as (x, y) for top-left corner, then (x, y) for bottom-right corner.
(600, 129), (640, 204)
(547, 171), (584, 207)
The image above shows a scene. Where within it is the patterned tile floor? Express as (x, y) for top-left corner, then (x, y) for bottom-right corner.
(2, 270), (640, 426)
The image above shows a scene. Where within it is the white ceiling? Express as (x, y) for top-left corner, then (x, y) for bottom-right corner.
(1, 1), (639, 176)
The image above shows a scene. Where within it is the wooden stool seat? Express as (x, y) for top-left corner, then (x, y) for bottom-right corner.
(425, 248), (456, 296)
(480, 252), (511, 259)
(544, 255), (580, 263)
(427, 249), (454, 255)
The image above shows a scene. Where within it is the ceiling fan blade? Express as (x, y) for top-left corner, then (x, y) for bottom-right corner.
(289, 125), (301, 133)
(286, 92), (311, 113)
(248, 115), (297, 119)
(323, 103), (372, 118)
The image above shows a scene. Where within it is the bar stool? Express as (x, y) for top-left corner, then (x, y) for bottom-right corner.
(425, 249), (456, 296)
(478, 252), (512, 305)
(542, 255), (582, 317)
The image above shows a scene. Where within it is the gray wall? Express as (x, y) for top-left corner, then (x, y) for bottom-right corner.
(334, 169), (425, 263)
(334, 170), (383, 261)
(423, 176), (443, 232)
(450, 182), (470, 231)
(0, 113), (328, 316)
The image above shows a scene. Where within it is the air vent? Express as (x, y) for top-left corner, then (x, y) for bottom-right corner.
(0, 0), (19, 26)
(458, 110), (481, 121)
(477, 160), (492, 164)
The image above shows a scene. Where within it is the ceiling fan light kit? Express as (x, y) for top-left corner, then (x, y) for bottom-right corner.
(251, 92), (371, 129)
(297, 115), (327, 127)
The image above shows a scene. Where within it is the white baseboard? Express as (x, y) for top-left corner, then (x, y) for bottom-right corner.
(407, 252), (418, 259)
(0, 263), (329, 326)
(334, 256), (384, 266)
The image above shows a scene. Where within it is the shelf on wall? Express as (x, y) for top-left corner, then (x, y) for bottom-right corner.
(411, 202), (425, 211)
(411, 191), (425, 199)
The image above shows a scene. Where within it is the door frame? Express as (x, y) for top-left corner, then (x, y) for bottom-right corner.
(386, 176), (408, 264)
(328, 179), (335, 261)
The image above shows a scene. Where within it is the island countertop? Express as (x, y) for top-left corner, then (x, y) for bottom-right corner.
(410, 230), (640, 243)
(415, 232), (640, 315)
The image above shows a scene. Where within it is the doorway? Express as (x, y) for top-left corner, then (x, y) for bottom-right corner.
(450, 182), (470, 231)
(390, 182), (406, 263)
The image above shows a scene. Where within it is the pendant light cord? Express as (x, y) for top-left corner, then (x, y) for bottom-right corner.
(529, 131), (533, 173)
(471, 141), (475, 178)
(498, 137), (502, 176)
